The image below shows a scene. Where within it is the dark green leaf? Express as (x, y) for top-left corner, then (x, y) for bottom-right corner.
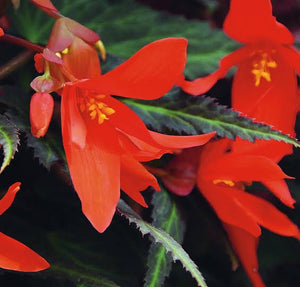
(144, 188), (186, 287)
(117, 199), (207, 287)
(0, 114), (19, 172)
(10, 0), (237, 78)
(122, 87), (300, 147)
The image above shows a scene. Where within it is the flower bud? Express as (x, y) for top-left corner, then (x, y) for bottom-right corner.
(30, 92), (54, 138)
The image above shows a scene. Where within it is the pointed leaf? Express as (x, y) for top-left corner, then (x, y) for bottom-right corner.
(122, 88), (300, 146)
(0, 114), (20, 173)
(144, 187), (186, 287)
(117, 199), (207, 287)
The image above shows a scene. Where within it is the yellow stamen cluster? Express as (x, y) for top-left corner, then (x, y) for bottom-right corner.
(251, 53), (277, 87)
(80, 95), (115, 124)
(213, 179), (235, 187)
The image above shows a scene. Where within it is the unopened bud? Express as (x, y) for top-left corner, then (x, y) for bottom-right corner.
(30, 92), (54, 138)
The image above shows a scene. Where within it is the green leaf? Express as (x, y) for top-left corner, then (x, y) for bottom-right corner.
(144, 188), (186, 287)
(117, 199), (207, 287)
(122, 87), (300, 147)
(10, 0), (237, 78)
(0, 114), (19, 173)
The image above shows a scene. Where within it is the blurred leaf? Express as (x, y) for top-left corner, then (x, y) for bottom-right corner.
(0, 114), (19, 172)
(122, 87), (300, 146)
(117, 199), (207, 287)
(10, 0), (237, 78)
(144, 187), (186, 287)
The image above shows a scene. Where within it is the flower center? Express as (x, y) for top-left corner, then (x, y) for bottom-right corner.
(251, 53), (277, 87)
(79, 95), (115, 124)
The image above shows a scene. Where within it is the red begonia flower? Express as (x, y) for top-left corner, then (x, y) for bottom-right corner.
(0, 28), (3, 37)
(30, 17), (104, 138)
(178, 0), (300, 161)
(160, 139), (299, 286)
(61, 38), (215, 232)
(0, 183), (49, 271)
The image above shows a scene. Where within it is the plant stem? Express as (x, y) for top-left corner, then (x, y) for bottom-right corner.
(1, 34), (44, 53)
(0, 50), (34, 80)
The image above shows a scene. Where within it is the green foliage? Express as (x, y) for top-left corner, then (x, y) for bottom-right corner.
(144, 188), (186, 287)
(11, 0), (238, 78)
(117, 199), (207, 287)
(0, 114), (19, 173)
(123, 87), (300, 146)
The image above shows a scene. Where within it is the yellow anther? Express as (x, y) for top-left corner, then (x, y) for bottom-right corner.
(95, 40), (106, 61)
(82, 95), (115, 124)
(88, 104), (97, 111)
(90, 110), (97, 119)
(251, 53), (277, 87)
(61, 47), (69, 54)
(55, 52), (62, 58)
(213, 179), (235, 187)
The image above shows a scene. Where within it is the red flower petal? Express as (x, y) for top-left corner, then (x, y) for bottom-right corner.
(0, 232), (49, 272)
(62, 85), (87, 148)
(162, 147), (200, 196)
(262, 179), (295, 208)
(76, 38), (188, 100)
(223, 0), (294, 44)
(63, 37), (101, 79)
(47, 18), (74, 52)
(149, 131), (215, 150)
(202, 154), (292, 182)
(197, 181), (261, 237)
(0, 28), (4, 37)
(29, 0), (59, 17)
(120, 154), (159, 207)
(178, 46), (250, 95)
(0, 183), (20, 215)
(224, 224), (266, 287)
(232, 47), (298, 135)
(230, 188), (300, 239)
(61, 85), (121, 233)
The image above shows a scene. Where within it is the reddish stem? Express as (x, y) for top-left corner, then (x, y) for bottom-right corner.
(1, 34), (44, 53)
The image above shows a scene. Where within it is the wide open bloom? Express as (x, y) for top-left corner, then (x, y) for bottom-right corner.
(0, 183), (49, 271)
(159, 139), (300, 287)
(60, 38), (215, 233)
(178, 0), (300, 161)
(30, 16), (104, 137)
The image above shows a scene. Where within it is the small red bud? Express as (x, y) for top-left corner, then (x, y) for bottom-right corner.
(30, 92), (54, 138)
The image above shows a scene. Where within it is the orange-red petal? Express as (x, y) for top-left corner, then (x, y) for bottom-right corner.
(61, 85), (121, 233)
(202, 154), (292, 182)
(162, 147), (200, 196)
(120, 154), (159, 207)
(76, 38), (188, 100)
(0, 182), (20, 215)
(197, 181), (261, 237)
(262, 179), (295, 208)
(0, 232), (49, 272)
(29, 0), (59, 17)
(178, 46), (250, 95)
(230, 188), (300, 240)
(224, 224), (266, 287)
(223, 0), (294, 44)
